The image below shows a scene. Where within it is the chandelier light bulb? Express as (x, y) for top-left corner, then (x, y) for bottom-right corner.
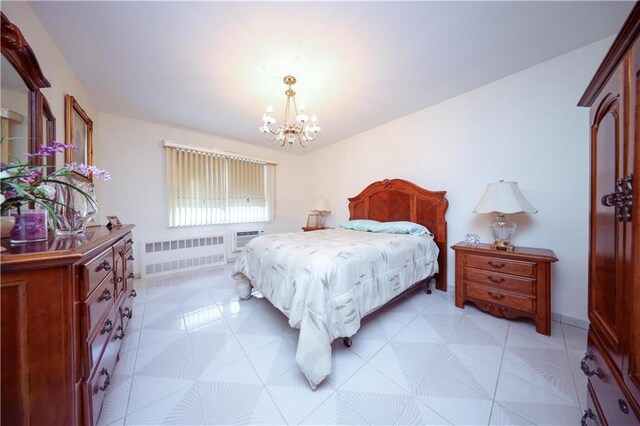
(266, 105), (273, 113)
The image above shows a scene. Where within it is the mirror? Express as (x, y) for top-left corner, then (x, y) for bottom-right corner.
(1, 12), (51, 163)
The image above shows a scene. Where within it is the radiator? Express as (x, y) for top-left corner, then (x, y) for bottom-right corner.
(141, 235), (226, 278)
(232, 229), (264, 252)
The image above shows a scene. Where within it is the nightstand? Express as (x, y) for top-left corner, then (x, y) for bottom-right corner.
(451, 242), (558, 335)
(302, 227), (324, 232)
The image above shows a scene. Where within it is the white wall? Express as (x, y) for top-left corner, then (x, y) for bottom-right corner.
(2, 2), (98, 159)
(303, 37), (613, 324)
(95, 112), (310, 271)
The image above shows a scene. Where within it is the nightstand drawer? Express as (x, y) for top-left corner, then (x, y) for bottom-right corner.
(464, 283), (534, 313)
(463, 267), (535, 295)
(464, 254), (536, 278)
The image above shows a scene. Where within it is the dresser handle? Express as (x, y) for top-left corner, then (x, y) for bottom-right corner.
(116, 276), (123, 284)
(580, 352), (602, 378)
(97, 260), (112, 272)
(100, 319), (113, 335)
(100, 289), (112, 302)
(126, 238), (134, 244)
(487, 291), (505, 300)
(122, 307), (132, 319)
(127, 255), (135, 261)
(487, 261), (505, 269)
(487, 275), (505, 284)
(114, 326), (125, 340)
(130, 289), (137, 298)
(96, 368), (111, 393)
(127, 273), (135, 279)
(581, 409), (595, 426)
(619, 399), (629, 414)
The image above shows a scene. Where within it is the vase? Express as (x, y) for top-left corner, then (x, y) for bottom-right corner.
(1, 216), (16, 238)
(10, 209), (48, 243)
(51, 176), (97, 235)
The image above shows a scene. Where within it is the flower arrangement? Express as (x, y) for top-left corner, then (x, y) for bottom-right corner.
(0, 139), (110, 230)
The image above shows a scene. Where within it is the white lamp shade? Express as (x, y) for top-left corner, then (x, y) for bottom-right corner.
(473, 181), (538, 214)
(312, 196), (331, 213)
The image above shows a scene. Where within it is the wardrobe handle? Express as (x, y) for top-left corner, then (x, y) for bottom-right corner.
(126, 238), (134, 244)
(580, 352), (602, 378)
(487, 291), (505, 301)
(100, 319), (113, 335)
(581, 409), (595, 426)
(97, 260), (111, 272)
(122, 307), (132, 319)
(127, 273), (135, 279)
(130, 289), (137, 298)
(114, 326), (125, 340)
(96, 368), (111, 393)
(100, 289), (112, 302)
(127, 255), (135, 261)
(487, 261), (505, 269)
(487, 275), (505, 284)
(619, 399), (629, 414)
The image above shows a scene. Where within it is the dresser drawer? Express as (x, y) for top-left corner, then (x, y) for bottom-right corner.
(123, 232), (134, 254)
(83, 275), (116, 338)
(464, 282), (534, 313)
(464, 254), (536, 277)
(463, 267), (535, 295)
(85, 327), (121, 426)
(83, 248), (115, 296)
(86, 307), (118, 375)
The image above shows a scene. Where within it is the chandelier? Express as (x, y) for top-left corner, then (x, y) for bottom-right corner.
(259, 75), (321, 147)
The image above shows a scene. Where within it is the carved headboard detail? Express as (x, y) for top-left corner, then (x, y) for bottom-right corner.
(348, 178), (449, 291)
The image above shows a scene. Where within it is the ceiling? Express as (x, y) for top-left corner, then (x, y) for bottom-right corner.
(31, 1), (634, 153)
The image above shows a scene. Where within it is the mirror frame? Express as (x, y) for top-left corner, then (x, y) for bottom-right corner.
(39, 94), (56, 174)
(1, 11), (51, 157)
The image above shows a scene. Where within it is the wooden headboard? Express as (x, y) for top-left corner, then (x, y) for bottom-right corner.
(348, 178), (449, 291)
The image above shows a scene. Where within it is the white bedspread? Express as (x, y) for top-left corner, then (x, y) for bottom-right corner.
(231, 228), (439, 389)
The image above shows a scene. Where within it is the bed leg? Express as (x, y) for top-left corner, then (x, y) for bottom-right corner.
(342, 337), (352, 348)
(424, 278), (433, 295)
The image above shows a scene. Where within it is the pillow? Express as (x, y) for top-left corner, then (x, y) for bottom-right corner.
(370, 221), (432, 236)
(339, 219), (380, 232)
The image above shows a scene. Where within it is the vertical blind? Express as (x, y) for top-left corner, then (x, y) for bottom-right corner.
(166, 145), (276, 227)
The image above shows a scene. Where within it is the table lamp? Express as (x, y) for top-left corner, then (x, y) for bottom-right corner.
(473, 180), (537, 251)
(312, 196), (331, 228)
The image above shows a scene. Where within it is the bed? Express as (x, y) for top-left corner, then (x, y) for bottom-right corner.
(232, 178), (448, 388)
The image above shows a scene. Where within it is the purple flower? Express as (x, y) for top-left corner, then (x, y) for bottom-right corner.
(26, 141), (78, 158)
(64, 163), (111, 181)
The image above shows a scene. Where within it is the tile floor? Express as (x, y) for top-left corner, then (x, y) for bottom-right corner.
(98, 264), (588, 426)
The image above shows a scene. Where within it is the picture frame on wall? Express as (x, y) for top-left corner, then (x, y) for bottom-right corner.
(65, 94), (93, 178)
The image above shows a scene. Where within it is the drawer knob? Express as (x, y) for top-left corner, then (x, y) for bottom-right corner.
(96, 368), (111, 393)
(116, 276), (123, 284)
(97, 260), (112, 272)
(128, 273), (135, 279)
(580, 352), (602, 378)
(130, 289), (137, 298)
(100, 319), (113, 335)
(487, 261), (506, 269)
(487, 291), (505, 301)
(114, 326), (125, 340)
(123, 307), (132, 319)
(100, 289), (112, 302)
(619, 399), (629, 414)
(487, 275), (505, 284)
(127, 255), (135, 261)
(581, 409), (595, 426)
(126, 238), (134, 244)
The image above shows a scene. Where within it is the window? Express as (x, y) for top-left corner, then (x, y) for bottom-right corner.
(165, 143), (276, 227)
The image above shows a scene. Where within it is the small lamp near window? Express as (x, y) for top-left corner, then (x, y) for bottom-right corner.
(473, 180), (537, 251)
(312, 196), (331, 228)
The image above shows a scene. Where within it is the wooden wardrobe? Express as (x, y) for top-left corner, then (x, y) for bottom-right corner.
(578, 3), (640, 424)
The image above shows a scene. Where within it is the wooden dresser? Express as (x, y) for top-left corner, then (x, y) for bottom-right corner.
(452, 242), (558, 335)
(1, 225), (137, 426)
(578, 3), (640, 424)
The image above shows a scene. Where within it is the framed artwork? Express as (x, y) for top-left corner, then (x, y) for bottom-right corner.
(65, 94), (93, 177)
(306, 213), (319, 228)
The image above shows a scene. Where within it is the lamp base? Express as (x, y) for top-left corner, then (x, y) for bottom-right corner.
(491, 240), (514, 252)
